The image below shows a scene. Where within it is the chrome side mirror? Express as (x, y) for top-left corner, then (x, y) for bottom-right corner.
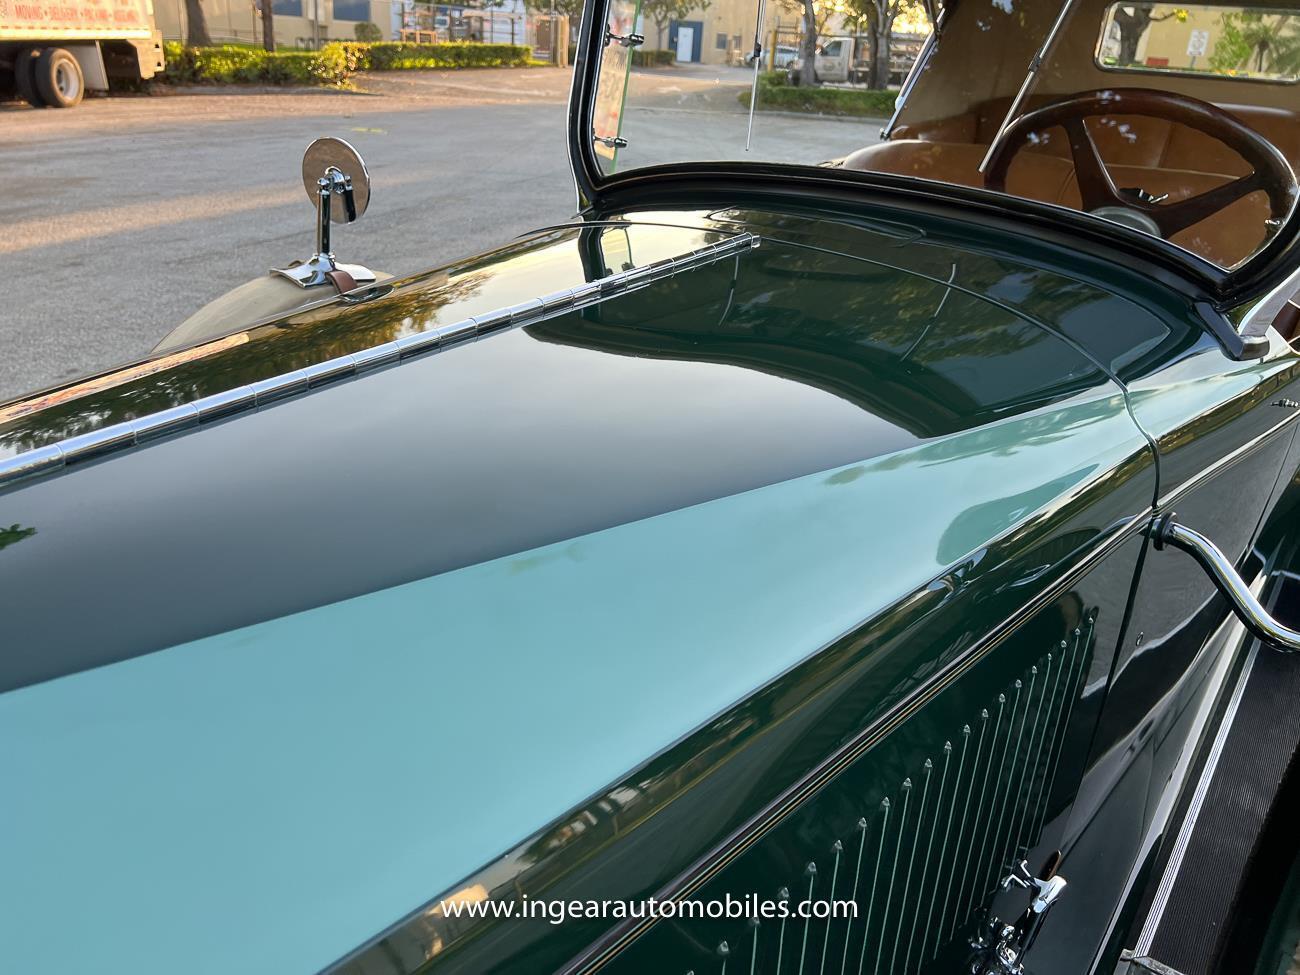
(1152, 513), (1300, 652)
(273, 137), (376, 291)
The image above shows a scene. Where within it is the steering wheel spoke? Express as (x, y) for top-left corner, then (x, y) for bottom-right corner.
(1063, 118), (1125, 211)
(1146, 172), (1264, 236)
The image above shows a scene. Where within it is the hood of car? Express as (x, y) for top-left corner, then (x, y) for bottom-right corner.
(0, 206), (1159, 975)
(0, 208), (1140, 688)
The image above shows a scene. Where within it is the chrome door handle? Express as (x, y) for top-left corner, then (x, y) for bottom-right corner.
(1152, 514), (1300, 652)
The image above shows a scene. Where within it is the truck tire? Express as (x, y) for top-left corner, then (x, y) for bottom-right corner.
(35, 48), (84, 108)
(14, 47), (47, 108)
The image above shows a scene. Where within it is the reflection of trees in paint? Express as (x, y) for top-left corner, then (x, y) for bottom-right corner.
(0, 271), (490, 455)
(0, 524), (37, 552)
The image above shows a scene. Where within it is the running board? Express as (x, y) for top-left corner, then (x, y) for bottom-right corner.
(1114, 951), (1190, 975)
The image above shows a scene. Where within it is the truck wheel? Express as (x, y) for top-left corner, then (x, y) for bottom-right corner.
(14, 47), (47, 108)
(35, 49), (84, 108)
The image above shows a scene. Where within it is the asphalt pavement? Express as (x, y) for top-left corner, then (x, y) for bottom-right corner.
(0, 65), (882, 401)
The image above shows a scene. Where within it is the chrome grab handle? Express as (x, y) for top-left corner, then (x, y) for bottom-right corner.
(1152, 513), (1300, 652)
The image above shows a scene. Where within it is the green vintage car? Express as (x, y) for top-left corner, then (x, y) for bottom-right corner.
(3, 0), (1300, 973)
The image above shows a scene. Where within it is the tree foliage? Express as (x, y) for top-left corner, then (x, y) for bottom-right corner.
(781, 0), (927, 88)
(523, 0), (585, 15)
(1209, 11), (1300, 75)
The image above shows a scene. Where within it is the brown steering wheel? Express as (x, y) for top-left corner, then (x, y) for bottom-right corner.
(984, 88), (1297, 239)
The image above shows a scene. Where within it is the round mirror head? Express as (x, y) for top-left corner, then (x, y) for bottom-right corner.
(301, 137), (371, 223)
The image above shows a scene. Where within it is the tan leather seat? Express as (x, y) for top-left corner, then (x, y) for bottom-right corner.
(842, 139), (1272, 267)
(892, 98), (1300, 174)
(841, 141), (1076, 205)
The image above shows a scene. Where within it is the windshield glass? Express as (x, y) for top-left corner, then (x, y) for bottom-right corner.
(590, 0), (1299, 270)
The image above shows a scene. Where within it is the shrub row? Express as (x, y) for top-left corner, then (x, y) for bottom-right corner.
(566, 44), (675, 67)
(633, 48), (676, 67)
(161, 42), (349, 86)
(334, 41), (533, 71)
(160, 40), (532, 87)
(739, 71), (897, 117)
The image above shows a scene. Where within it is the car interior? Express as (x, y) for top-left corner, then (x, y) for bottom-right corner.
(842, 0), (1300, 269)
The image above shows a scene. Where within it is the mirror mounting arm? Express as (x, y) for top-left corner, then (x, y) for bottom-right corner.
(314, 167), (355, 261)
(274, 139), (376, 291)
(1153, 513), (1300, 652)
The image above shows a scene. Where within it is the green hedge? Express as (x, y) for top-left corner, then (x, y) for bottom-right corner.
(565, 44), (674, 66)
(633, 48), (675, 67)
(739, 71), (896, 117)
(160, 40), (531, 87)
(161, 42), (348, 85)
(335, 41), (532, 71)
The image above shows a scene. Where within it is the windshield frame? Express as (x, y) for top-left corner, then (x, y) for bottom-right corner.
(566, 0), (1300, 312)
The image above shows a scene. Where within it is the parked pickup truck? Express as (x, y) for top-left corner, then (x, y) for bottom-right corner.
(788, 35), (870, 85)
(1, 0), (163, 108)
(788, 31), (927, 86)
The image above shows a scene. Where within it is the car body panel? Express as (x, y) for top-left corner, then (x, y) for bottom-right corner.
(0, 383), (1148, 975)
(0, 205), (1173, 974)
(5, 194), (1299, 974)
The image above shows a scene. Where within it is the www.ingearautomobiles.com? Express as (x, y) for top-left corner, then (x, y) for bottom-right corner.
(438, 893), (859, 925)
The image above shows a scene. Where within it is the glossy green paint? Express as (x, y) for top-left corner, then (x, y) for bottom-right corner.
(4, 196), (1279, 975)
(0, 386), (1148, 975)
(599, 557), (1127, 975)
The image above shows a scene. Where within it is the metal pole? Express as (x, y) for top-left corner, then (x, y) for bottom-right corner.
(744, 0), (769, 151)
(978, 0), (1081, 172)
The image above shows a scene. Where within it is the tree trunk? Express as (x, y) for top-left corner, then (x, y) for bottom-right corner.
(261, 0), (276, 52)
(871, 19), (890, 89)
(1113, 8), (1162, 66)
(185, 0), (212, 46)
(799, 0), (817, 85)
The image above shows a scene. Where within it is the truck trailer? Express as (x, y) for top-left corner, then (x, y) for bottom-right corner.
(1, 0), (163, 108)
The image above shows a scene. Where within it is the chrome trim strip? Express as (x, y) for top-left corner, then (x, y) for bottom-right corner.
(438, 318), (480, 344)
(197, 384), (256, 422)
(303, 354), (359, 388)
(61, 420), (137, 463)
(1157, 405), (1300, 508)
(1091, 585), (1253, 969)
(570, 280), (603, 306)
(351, 341), (401, 372)
(2, 443), (66, 481)
(0, 232), (760, 490)
(1133, 623), (1260, 954)
(252, 370), (309, 405)
(394, 331), (440, 359)
(505, 299), (545, 324)
(135, 403), (200, 444)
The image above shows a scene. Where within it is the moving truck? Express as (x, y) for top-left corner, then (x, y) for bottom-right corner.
(1, 0), (163, 107)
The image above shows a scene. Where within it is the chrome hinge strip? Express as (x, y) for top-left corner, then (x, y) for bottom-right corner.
(0, 232), (761, 490)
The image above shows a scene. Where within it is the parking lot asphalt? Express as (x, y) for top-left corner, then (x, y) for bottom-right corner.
(0, 65), (883, 401)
